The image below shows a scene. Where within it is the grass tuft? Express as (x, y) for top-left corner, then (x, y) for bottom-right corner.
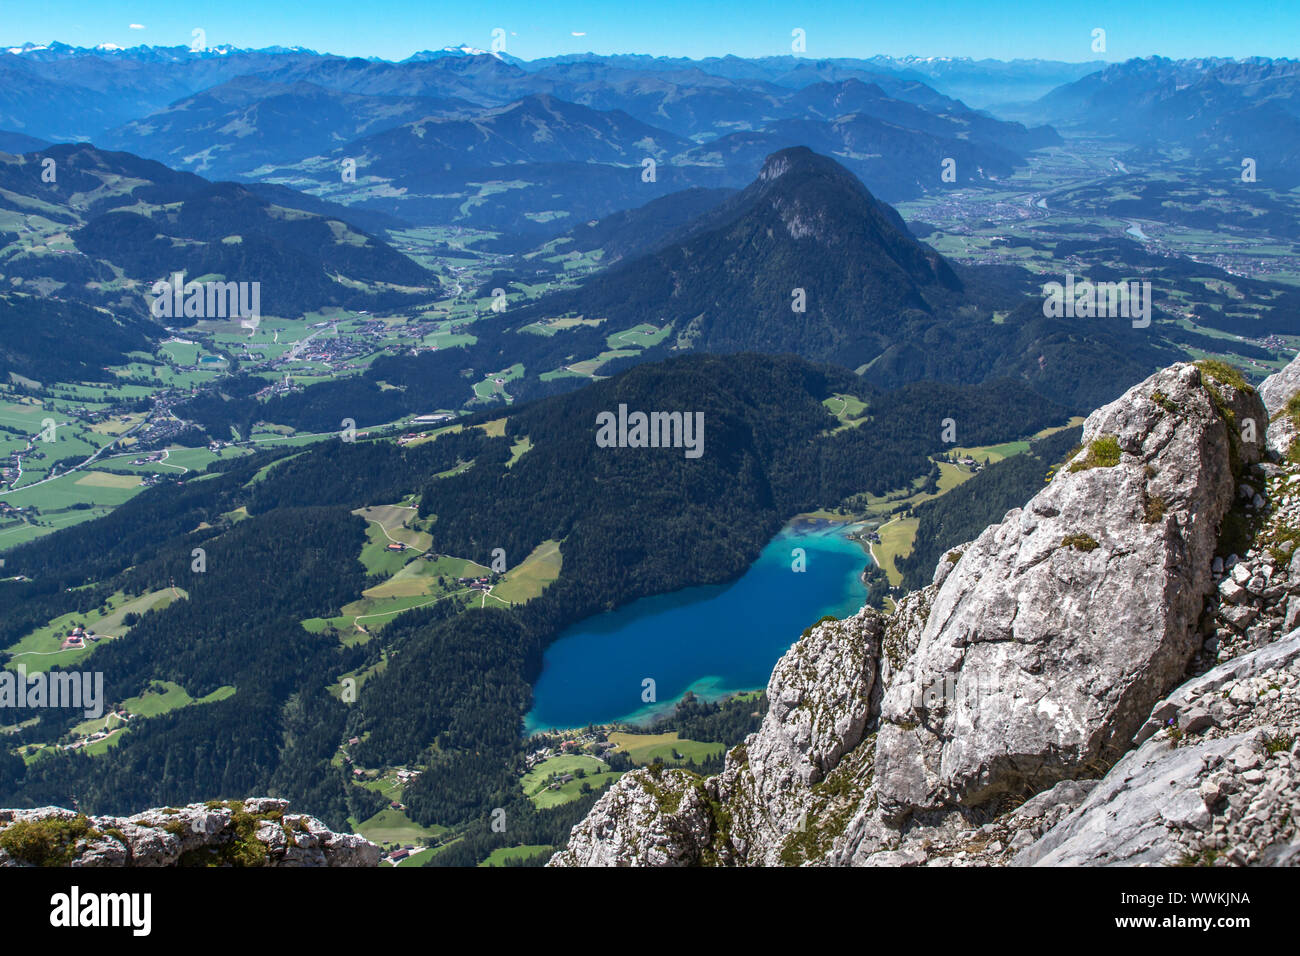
(1061, 532), (1100, 552)
(1068, 435), (1122, 472)
(0, 814), (96, 866)
(1195, 359), (1253, 394)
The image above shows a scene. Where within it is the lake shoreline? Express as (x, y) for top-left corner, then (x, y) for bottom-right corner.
(523, 685), (767, 741)
(523, 518), (873, 735)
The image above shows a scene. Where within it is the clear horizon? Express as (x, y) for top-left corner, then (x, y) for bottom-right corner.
(8, 40), (1298, 68)
(2, 0), (1296, 63)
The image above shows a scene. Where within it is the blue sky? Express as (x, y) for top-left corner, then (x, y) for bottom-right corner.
(3, 0), (1295, 62)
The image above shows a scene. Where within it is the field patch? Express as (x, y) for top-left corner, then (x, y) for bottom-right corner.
(521, 753), (622, 809)
(353, 808), (445, 847)
(74, 471), (141, 489)
(353, 510), (428, 576)
(4, 588), (185, 673)
(506, 435), (532, 467)
(492, 539), (562, 605)
(606, 731), (724, 766)
(354, 503), (432, 551)
(89, 413), (145, 437)
(120, 680), (235, 719)
(606, 323), (669, 350)
(479, 845), (552, 866)
(822, 393), (870, 431)
(873, 516), (920, 587)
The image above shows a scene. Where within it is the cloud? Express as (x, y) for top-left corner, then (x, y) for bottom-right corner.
(129, 24), (146, 30)
(571, 31), (586, 36)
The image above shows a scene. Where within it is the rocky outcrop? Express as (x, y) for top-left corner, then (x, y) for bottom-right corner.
(546, 767), (717, 867)
(710, 607), (883, 865)
(0, 798), (379, 867)
(1259, 352), (1300, 418)
(553, 361), (1296, 867)
(1260, 351), (1300, 457)
(550, 609), (884, 866)
(1019, 630), (1300, 866)
(874, 362), (1262, 820)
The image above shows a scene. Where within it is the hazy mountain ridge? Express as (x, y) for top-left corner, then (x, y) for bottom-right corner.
(100, 76), (478, 179)
(0, 143), (438, 320)
(1031, 56), (1300, 184)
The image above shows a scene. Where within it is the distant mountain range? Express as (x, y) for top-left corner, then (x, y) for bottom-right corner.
(515, 52), (1104, 106)
(268, 81), (1048, 235)
(1027, 56), (1300, 185)
(99, 77), (477, 179)
(0, 43), (1069, 241)
(0, 44), (325, 140)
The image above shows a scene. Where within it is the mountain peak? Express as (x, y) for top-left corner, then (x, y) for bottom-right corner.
(757, 145), (808, 182)
(511, 147), (959, 370)
(757, 145), (860, 188)
(742, 147), (915, 245)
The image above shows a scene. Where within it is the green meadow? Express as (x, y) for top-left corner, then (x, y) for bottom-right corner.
(479, 845), (552, 867)
(606, 731), (724, 766)
(3, 588), (185, 673)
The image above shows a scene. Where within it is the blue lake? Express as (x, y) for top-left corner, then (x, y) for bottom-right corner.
(523, 521), (871, 733)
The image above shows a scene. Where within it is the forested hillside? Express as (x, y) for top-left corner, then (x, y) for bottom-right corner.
(0, 352), (1064, 849)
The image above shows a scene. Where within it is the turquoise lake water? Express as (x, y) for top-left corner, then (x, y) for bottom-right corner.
(523, 521), (871, 733)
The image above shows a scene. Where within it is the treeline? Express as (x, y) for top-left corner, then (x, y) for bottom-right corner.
(649, 690), (769, 759)
(0, 292), (160, 383)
